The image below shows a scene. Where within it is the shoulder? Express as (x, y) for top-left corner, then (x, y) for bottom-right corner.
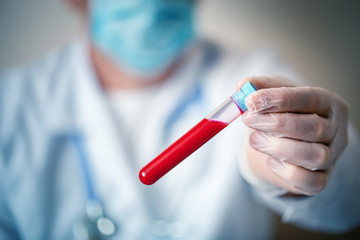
(0, 40), (81, 144)
(0, 41), (77, 101)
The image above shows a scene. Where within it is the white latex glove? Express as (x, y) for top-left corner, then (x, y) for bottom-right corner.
(238, 76), (349, 196)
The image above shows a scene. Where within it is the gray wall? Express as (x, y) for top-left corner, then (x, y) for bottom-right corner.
(1, 0), (359, 129)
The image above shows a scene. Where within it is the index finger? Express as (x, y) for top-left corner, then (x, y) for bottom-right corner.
(245, 86), (334, 117)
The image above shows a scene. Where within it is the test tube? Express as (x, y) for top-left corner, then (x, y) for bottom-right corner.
(139, 82), (256, 185)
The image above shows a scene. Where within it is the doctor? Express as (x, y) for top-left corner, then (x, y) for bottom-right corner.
(1, 0), (359, 239)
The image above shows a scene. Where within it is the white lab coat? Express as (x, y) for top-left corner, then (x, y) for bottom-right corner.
(1, 39), (359, 240)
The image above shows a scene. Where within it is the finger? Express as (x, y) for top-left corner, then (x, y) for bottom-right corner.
(236, 75), (299, 91)
(249, 131), (332, 170)
(267, 157), (328, 195)
(245, 86), (334, 117)
(243, 112), (336, 144)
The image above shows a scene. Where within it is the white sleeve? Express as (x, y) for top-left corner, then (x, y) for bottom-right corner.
(240, 123), (360, 233)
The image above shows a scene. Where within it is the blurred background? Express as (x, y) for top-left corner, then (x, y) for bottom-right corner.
(0, 0), (359, 238)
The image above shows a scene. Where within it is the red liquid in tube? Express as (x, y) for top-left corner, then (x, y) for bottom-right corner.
(139, 118), (228, 185)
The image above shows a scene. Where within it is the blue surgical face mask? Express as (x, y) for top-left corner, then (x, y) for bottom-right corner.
(90, 0), (195, 76)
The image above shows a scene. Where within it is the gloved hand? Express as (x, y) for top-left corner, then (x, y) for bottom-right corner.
(238, 76), (349, 195)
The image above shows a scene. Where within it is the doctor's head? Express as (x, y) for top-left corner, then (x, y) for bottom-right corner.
(67, 0), (196, 79)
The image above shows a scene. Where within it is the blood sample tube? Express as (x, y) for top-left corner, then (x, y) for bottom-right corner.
(139, 82), (256, 185)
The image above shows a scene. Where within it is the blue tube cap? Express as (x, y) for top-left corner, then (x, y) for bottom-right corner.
(231, 82), (256, 112)
(241, 82), (257, 97)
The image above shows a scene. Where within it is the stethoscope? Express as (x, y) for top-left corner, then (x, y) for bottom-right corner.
(70, 133), (117, 240)
(67, 41), (219, 239)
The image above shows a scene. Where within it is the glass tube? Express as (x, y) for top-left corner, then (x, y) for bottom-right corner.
(139, 82), (256, 185)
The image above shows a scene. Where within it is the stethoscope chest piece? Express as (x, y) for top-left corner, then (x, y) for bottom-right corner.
(69, 133), (117, 240)
(73, 200), (117, 240)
